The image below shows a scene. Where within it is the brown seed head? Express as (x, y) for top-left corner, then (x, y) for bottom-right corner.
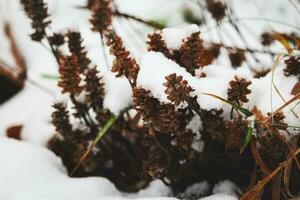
(227, 76), (252, 104)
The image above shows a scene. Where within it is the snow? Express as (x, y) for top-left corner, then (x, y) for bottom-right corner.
(212, 180), (240, 196)
(0, 137), (237, 200)
(200, 194), (237, 200)
(103, 72), (132, 114)
(137, 51), (300, 128)
(21, 105), (55, 146)
(137, 51), (230, 111)
(0, 137), (178, 200)
(1, 0), (300, 199)
(0, 83), (54, 137)
(161, 25), (200, 50)
(177, 181), (210, 199)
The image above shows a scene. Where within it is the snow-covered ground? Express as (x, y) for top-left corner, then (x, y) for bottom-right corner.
(0, 0), (299, 199)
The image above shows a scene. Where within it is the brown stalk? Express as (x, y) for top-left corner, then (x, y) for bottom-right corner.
(4, 24), (26, 70)
(263, 92), (300, 124)
(240, 148), (300, 200)
(250, 140), (270, 174)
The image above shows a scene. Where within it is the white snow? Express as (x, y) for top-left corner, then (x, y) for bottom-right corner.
(161, 25), (200, 50)
(212, 180), (240, 196)
(200, 193), (237, 200)
(103, 72), (132, 114)
(0, 137), (178, 200)
(1, 0), (300, 199)
(177, 181), (210, 198)
(137, 51), (300, 128)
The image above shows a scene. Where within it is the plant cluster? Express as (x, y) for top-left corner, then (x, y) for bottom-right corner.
(20, 0), (300, 199)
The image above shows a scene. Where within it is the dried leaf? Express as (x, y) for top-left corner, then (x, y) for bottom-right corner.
(291, 81), (300, 95)
(273, 32), (293, 55)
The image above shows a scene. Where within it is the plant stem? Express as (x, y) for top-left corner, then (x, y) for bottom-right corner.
(71, 113), (119, 175)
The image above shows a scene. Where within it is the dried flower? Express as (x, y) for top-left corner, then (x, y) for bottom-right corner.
(260, 32), (274, 46)
(228, 48), (246, 68)
(52, 103), (72, 138)
(89, 0), (113, 34)
(106, 32), (140, 86)
(20, 0), (50, 41)
(84, 67), (105, 111)
(227, 76), (252, 104)
(225, 119), (247, 149)
(163, 73), (193, 106)
(199, 43), (221, 66)
(201, 109), (226, 142)
(253, 68), (271, 78)
(144, 145), (169, 179)
(133, 88), (180, 133)
(66, 31), (91, 72)
(176, 129), (196, 150)
(206, 0), (227, 22)
(267, 111), (287, 130)
(58, 55), (83, 95)
(48, 33), (65, 47)
(173, 32), (204, 75)
(147, 32), (172, 59)
(284, 56), (300, 77)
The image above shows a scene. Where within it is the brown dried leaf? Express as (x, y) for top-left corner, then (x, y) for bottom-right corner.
(291, 81), (300, 95)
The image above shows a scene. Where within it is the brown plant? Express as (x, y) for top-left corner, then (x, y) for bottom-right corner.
(227, 76), (251, 104)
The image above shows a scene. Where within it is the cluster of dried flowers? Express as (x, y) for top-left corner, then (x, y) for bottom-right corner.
(20, 0), (300, 199)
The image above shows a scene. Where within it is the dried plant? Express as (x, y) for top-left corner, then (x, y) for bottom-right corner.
(17, 0), (300, 199)
(66, 31), (91, 72)
(174, 32), (204, 75)
(164, 73), (193, 106)
(147, 32), (172, 59)
(106, 32), (140, 86)
(58, 55), (83, 95)
(284, 55), (300, 78)
(228, 48), (246, 68)
(52, 103), (73, 138)
(205, 0), (227, 22)
(227, 76), (252, 105)
(84, 67), (105, 112)
(89, 0), (113, 34)
(20, 0), (50, 41)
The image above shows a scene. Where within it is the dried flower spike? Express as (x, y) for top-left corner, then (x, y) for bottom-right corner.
(48, 33), (65, 47)
(228, 48), (246, 68)
(52, 103), (72, 138)
(206, 0), (227, 22)
(58, 55), (83, 95)
(163, 73), (193, 106)
(284, 56), (300, 77)
(227, 76), (251, 104)
(260, 32), (274, 46)
(147, 32), (172, 59)
(106, 32), (140, 86)
(174, 32), (204, 75)
(20, 0), (50, 41)
(133, 88), (180, 133)
(89, 0), (113, 34)
(84, 67), (105, 111)
(66, 31), (91, 72)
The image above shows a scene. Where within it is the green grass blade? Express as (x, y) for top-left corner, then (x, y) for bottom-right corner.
(201, 93), (253, 117)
